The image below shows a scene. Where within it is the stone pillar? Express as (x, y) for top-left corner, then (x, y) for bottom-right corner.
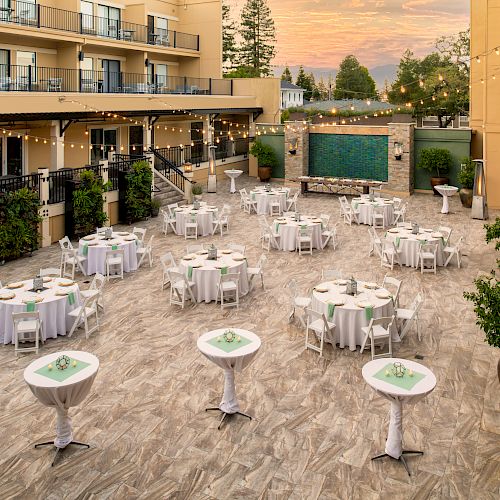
(38, 167), (51, 248)
(387, 122), (415, 195)
(284, 121), (309, 185)
(50, 122), (64, 171)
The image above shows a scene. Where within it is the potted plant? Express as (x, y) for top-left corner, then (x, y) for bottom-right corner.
(457, 157), (475, 208)
(249, 140), (278, 182)
(191, 183), (203, 200)
(464, 218), (500, 381)
(417, 147), (453, 195)
(151, 198), (161, 217)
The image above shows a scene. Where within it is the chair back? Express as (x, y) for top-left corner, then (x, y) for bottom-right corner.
(39, 267), (61, 278)
(222, 203), (231, 214)
(297, 226), (313, 238)
(96, 226), (112, 234)
(168, 270), (186, 286)
(367, 315), (394, 335)
(305, 308), (330, 332)
(61, 248), (77, 262)
(454, 236), (464, 250)
(90, 273), (106, 291)
(133, 227), (146, 241)
(420, 242), (438, 256)
(219, 272), (240, 286)
(382, 275), (402, 301)
(105, 248), (125, 261)
(186, 244), (203, 254)
(320, 213), (330, 225)
(257, 254), (267, 268)
(438, 226), (452, 244)
(144, 234), (154, 249)
(161, 252), (176, 270)
(409, 293), (424, 314)
(286, 279), (298, 298)
(13, 311), (40, 324)
(228, 243), (245, 255)
(59, 236), (73, 250)
(167, 203), (179, 216)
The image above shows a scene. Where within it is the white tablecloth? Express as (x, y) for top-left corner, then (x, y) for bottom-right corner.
(24, 350), (99, 448)
(175, 205), (217, 236)
(197, 328), (261, 413)
(78, 232), (138, 275)
(225, 170), (243, 193)
(274, 216), (323, 251)
(385, 226), (445, 267)
(0, 279), (81, 344)
(178, 250), (249, 303)
(434, 185), (458, 214)
(250, 190), (287, 215)
(362, 358), (436, 459)
(353, 198), (394, 226)
(311, 280), (397, 351)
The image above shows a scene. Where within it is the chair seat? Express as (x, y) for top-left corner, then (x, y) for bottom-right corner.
(295, 297), (311, 308)
(66, 255), (86, 264)
(421, 252), (435, 259)
(298, 236), (312, 242)
(17, 320), (39, 333)
(80, 289), (99, 300)
(309, 318), (335, 333)
(107, 257), (122, 265)
(247, 267), (261, 275)
(361, 324), (390, 338)
(322, 230), (332, 237)
(395, 308), (413, 320)
(173, 280), (195, 290)
(68, 306), (95, 318)
(221, 281), (238, 291)
(443, 246), (455, 253)
(137, 247), (148, 255)
(384, 248), (399, 256)
(185, 222), (197, 227)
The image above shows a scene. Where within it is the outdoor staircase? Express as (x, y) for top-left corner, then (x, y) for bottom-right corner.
(154, 173), (186, 206)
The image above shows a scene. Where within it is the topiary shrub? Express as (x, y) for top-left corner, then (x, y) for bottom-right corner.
(0, 187), (42, 262)
(457, 157), (475, 189)
(417, 147), (453, 177)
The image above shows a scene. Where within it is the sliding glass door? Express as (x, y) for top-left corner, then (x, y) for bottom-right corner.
(97, 4), (120, 38)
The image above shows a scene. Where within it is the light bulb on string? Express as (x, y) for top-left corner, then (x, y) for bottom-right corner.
(419, 80), (424, 87)
(496, 48), (500, 56)
(476, 56), (481, 63)
(400, 85), (406, 93)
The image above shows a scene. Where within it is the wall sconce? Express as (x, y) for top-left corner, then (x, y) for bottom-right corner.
(145, 58), (149, 67)
(79, 51), (85, 62)
(183, 161), (192, 173)
(288, 138), (298, 155)
(393, 142), (403, 160)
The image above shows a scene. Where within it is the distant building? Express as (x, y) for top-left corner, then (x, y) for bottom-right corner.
(280, 81), (305, 109)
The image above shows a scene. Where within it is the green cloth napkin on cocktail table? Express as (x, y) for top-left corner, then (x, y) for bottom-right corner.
(395, 237), (400, 247)
(187, 266), (193, 279)
(327, 303), (335, 321)
(26, 301), (36, 312)
(67, 291), (75, 306)
(82, 243), (88, 256)
(111, 244), (118, 250)
(373, 363), (426, 391)
(365, 305), (373, 321)
(221, 266), (228, 275)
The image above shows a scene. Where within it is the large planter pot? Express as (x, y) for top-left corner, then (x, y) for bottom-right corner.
(430, 176), (449, 195)
(459, 188), (473, 208)
(258, 166), (272, 182)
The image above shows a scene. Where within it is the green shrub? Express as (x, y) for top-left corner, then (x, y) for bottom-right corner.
(0, 187), (42, 262)
(417, 147), (453, 177)
(125, 160), (153, 221)
(249, 140), (278, 168)
(73, 170), (108, 236)
(457, 157), (475, 189)
(191, 183), (203, 196)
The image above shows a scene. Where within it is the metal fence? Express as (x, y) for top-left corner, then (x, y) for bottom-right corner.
(0, 0), (199, 50)
(48, 164), (102, 204)
(0, 173), (42, 198)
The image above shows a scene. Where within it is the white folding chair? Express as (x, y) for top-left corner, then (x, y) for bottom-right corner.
(296, 226), (313, 256)
(438, 226), (452, 247)
(13, 312), (44, 356)
(185, 214), (198, 240)
(39, 267), (61, 278)
(322, 222), (338, 250)
(381, 240), (402, 270)
(217, 272), (240, 310)
(212, 206), (230, 236)
(243, 194), (257, 214)
(61, 248), (87, 279)
(168, 270), (196, 308)
(269, 198), (282, 217)
(247, 254), (267, 291)
(161, 208), (177, 235)
(186, 244), (204, 254)
(393, 202), (407, 224)
(382, 275), (402, 308)
(105, 248), (124, 280)
(359, 315), (395, 359)
(341, 199), (359, 225)
(133, 227), (146, 244)
(137, 235), (154, 268)
(58, 236), (73, 251)
(444, 236), (463, 268)
(286, 192), (299, 211)
(393, 197), (402, 210)
(80, 273), (106, 311)
(368, 227), (382, 258)
(68, 294), (99, 339)
(287, 279), (311, 327)
(321, 269), (342, 280)
(96, 226), (112, 235)
(372, 206), (385, 229)
(160, 252), (178, 289)
(228, 243), (246, 255)
(261, 225), (281, 252)
(305, 308), (335, 357)
(418, 243), (438, 274)
(320, 213), (331, 226)
(396, 293), (423, 341)
(239, 188), (248, 209)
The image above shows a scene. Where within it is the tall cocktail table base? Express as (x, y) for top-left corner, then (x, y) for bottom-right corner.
(371, 449), (423, 476)
(205, 407), (252, 430)
(34, 440), (90, 467)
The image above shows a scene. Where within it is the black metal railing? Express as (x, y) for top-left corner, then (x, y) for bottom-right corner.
(107, 158), (143, 191)
(48, 164), (102, 204)
(150, 148), (192, 193)
(0, 0), (199, 50)
(0, 64), (232, 95)
(0, 173), (41, 198)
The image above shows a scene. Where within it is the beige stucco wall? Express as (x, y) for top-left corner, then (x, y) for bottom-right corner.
(49, 214), (65, 244)
(470, 0), (500, 208)
(26, 127), (52, 172)
(232, 78), (281, 124)
(191, 159), (248, 184)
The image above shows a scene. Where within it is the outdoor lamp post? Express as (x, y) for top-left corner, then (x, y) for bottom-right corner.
(207, 145), (217, 193)
(184, 161), (192, 173)
(471, 159), (488, 220)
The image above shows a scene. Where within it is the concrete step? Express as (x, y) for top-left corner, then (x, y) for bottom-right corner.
(154, 174), (185, 206)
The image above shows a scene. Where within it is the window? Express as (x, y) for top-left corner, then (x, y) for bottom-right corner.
(97, 4), (120, 38)
(0, 49), (9, 79)
(16, 51), (36, 82)
(81, 57), (93, 71)
(155, 17), (169, 46)
(129, 126), (143, 154)
(17, 51), (35, 67)
(90, 128), (117, 163)
(81, 1), (93, 32)
(156, 64), (167, 87)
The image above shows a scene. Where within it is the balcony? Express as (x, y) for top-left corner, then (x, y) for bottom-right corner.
(0, 65), (232, 95)
(0, 0), (199, 51)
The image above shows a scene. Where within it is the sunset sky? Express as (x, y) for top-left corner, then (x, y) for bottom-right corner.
(229, 0), (470, 69)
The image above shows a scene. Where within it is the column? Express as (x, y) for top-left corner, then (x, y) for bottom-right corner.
(49, 122), (64, 171)
(387, 122), (415, 195)
(284, 121), (309, 185)
(37, 167), (51, 247)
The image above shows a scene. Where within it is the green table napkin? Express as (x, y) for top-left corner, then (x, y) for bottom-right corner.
(26, 301), (36, 312)
(82, 243), (88, 256)
(365, 305), (373, 321)
(251, 193), (256, 200)
(419, 239), (427, 245)
(67, 291), (75, 306)
(373, 363), (426, 391)
(207, 334), (252, 353)
(395, 237), (400, 247)
(187, 266), (193, 279)
(221, 266), (228, 275)
(111, 244), (118, 250)
(35, 357), (91, 383)
(354, 202), (359, 209)
(327, 303), (335, 320)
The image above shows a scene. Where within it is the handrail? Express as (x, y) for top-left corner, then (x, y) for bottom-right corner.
(150, 147), (193, 194)
(0, 173), (42, 198)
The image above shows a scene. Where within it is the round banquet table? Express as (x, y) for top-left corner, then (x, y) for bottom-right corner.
(385, 225), (445, 267)
(24, 350), (99, 459)
(352, 198), (394, 226)
(434, 185), (458, 214)
(78, 232), (138, 275)
(0, 278), (81, 344)
(362, 358), (436, 475)
(174, 205), (218, 237)
(178, 249), (249, 303)
(197, 328), (261, 426)
(250, 189), (288, 215)
(311, 280), (398, 351)
(225, 169), (243, 193)
(274, 215), (323, 251)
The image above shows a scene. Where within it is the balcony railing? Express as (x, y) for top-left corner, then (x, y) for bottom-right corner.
(0, 65), (233, 95)
(0, 0), (199, 51)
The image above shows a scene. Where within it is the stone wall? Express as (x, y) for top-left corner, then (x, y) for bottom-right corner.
(387, 122), (414, 195)
(284, 122), (309, 183)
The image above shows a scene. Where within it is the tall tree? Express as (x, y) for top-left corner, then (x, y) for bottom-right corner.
(333, 55), (376, 100)
(238, 0), (276, 77)
(435, 28), (470, 74)
(222, 0), (238, 71)
(315, 77), (328, 101)
(295, 66), (314, 100)
(281, 65), (292, 82)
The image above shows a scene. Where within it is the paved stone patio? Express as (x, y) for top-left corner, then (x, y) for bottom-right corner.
(0, 175), (498, 499)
